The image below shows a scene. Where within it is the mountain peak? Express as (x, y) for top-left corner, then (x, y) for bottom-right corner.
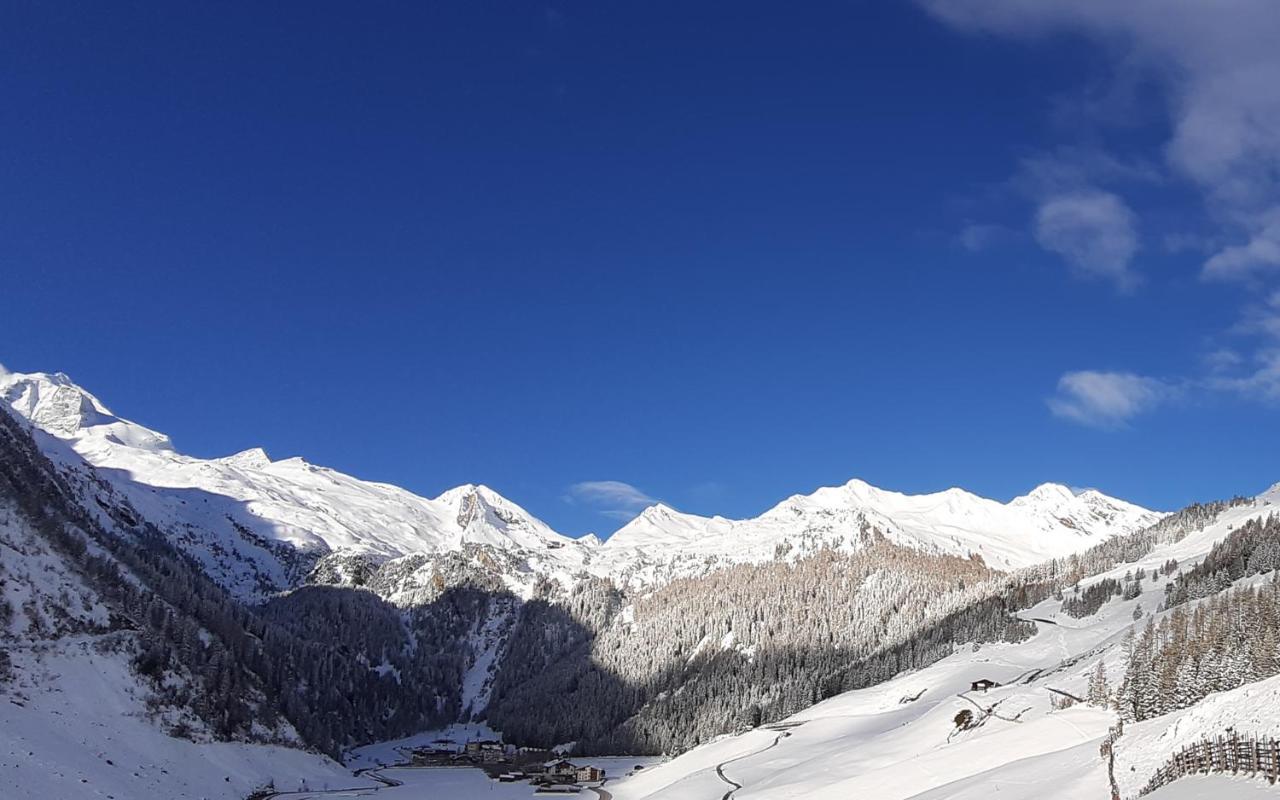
(221, 447), (272, 469)
(641, 502), (678, 517)
(0, 370), (172, 450)
(1, 371), (108, 433)
(1012, 482), (1077, 506)
(437, 482), (487, 499)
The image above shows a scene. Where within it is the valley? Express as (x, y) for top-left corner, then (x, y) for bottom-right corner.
(3, 369), (1280, 799)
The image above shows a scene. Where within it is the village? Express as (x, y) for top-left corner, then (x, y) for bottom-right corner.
(405, 736), (642, 794)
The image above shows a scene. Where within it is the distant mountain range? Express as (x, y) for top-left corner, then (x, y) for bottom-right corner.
(0, 370), (1163, 601)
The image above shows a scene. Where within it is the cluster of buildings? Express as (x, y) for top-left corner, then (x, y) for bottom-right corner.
(406, 737), (612, 791)
(409, 737), (515, 765)
(498, 759), (606, 793)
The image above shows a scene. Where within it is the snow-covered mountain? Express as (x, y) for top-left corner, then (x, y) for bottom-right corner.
(603, 478), (1163, 580)
(0, 371), (594, 600)
(0, 370), (1162, 600)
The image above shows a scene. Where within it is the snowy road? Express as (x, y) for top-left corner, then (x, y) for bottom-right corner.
(714, 729), (792, 800)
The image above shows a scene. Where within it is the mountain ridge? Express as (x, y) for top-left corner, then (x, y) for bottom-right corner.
(0, 369), (1163, 596)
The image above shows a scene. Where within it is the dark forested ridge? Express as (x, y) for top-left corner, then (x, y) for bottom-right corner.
(0, 406), (457, 756)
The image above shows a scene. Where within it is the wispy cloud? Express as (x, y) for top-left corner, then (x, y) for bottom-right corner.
(1203, 212), (1280, 282)
(1034, 191), (1140, 290)
(565, 480), (657, 522)
(0, 361), (9, 378)
(598, 508), (645, 522)
(567, 480), (656, 507)
(1048, 370), (1174, 428)
(919, 0), (1280, 283)
(921, 1), (1280, 423)
(1057, 294), (1280, 425)
(1203, 348), (1244, 373)
(1203, 291), (1280, 401)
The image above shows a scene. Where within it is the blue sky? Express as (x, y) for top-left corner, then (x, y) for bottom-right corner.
(3, 1), (1279, 535)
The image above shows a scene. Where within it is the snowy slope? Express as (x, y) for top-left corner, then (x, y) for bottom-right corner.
(600, 486), (1280, 800)
(0, 641), (356, 800)
(0, 484), (354, 800)
(603, 477), (1164, 579)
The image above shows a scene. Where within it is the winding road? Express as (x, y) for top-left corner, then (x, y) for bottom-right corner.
(260, 764), (622, 800)
(258, 766), (401, 799)
(713, 729), (793, 800)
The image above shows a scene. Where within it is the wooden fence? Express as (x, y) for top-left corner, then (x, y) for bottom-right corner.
(1139, 732), (1280, 796)
(1100, 721), (1123, 800)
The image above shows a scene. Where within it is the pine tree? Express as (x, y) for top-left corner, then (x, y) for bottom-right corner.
(1087, 660), (1109, 706)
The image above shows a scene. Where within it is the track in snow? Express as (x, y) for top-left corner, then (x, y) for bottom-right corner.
(714, 729), (793, 800)
(260, 766), (402, 799)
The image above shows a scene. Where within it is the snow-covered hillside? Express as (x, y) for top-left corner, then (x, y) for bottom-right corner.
(0, 371), (1162, 603)
(0, 639), (353, 800)
(0, 446), (352, 800)
(599, 487), (1280, 800)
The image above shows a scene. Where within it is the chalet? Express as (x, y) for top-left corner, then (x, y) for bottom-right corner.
(542, 759), (579, 781)
(411, 751), (430, 766)
(970, 679), (999, 693)
(454, 739), (504, 764)
(411, 742), (457, 761)
(482, 747), (507, 764)
(576, 765), (605, 783)
(465, 739), (503, 754)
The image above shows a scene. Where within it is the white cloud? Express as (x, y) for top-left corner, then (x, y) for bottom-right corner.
(1205, 291), (1280, 400)
(1203, 212), (1280, 281)
(1203, 348), (1244, 373)
(0, 362), (9, 378)
(921, 2), (1280, 419)
(1048, 370), (1172, 428)
(567, 480), (655, 507)
(920, 0), (1280, 281)
(598, 508), (645, 522)
(566, 480), (657, 522)
(1208, 349), (1280, 401)
(1034, 191), (1140, 289)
